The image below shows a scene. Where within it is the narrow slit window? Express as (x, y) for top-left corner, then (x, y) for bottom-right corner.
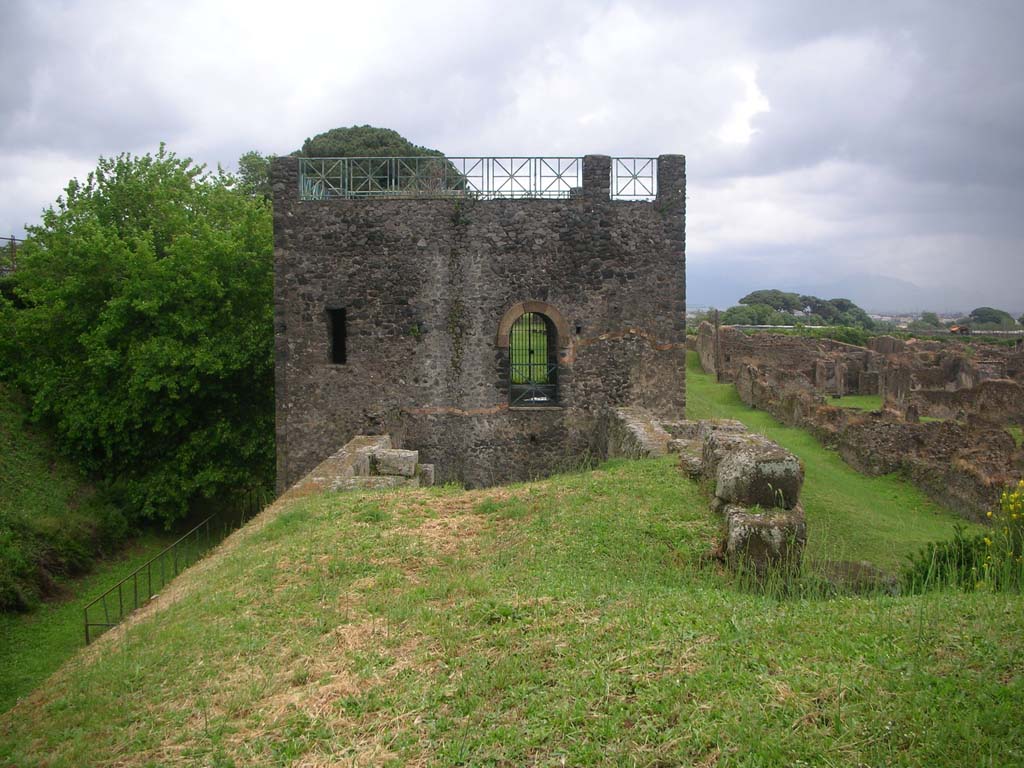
(328, 308), (347, 364)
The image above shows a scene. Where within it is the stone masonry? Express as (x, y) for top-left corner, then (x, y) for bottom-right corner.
(273, 154), (686, 491)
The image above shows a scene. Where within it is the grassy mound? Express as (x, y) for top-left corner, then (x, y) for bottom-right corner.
(0, 384), (129, 611)
(1, 457), (1021, 766)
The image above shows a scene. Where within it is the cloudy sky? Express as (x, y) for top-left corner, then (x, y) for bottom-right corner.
(3, 0), (1022, 313)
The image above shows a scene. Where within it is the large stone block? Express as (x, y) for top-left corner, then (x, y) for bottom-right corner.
(697, 419), (747, 441)
(417, 463), (435, 487)
(724, 503), (806, 573)
(715, 442), (803, 509)
(371, 448), (419, 477)
(701, 428), (768, 479)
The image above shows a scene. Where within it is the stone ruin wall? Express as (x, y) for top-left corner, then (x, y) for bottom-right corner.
(730, 358), (1023, 521)
(694, 325), (1023, 519)
(273, 154), (686, 492)
(696, 322), (880, 396)
(872, 336), (1024, 424)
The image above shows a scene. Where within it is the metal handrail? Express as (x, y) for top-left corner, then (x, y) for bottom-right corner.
(83, 492), (265, 644)
(83, 517), (212, 643)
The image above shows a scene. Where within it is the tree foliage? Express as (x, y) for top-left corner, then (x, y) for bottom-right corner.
(5, 146), (275, 524)
(969, 306), (1016, 328)
(727, 288), (875, 330)
(738, 289), (803, 313)
(294, 125), (445, 158)
(235, 150), (273, 199)
(721, 303), (790, 325)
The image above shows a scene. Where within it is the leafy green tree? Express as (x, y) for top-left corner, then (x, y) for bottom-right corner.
(969, 306), (1015, 327)
(721, 303), (789, 325)
(235, 151), (273, 199)
(799, 295), (840, 324)
(920, 312), (942, 327)
(738, 289), (803, 312)
(295, 125), (459, 194)
(295, 125), (445, 158)
(7, 146), (274, 523)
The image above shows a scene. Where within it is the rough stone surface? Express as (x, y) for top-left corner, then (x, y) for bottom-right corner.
(417, 463), (435, 487)
(662, 420), (702, 439)
(715, 443), (803, 510)
(331, 476), (419, 491)
(678, 450), (703, 478)
(697, 322), (879, 395)
(371, 448), (419, 478)
(701, 428), (769, 480)
(302, 435), (392, 493)
(273, 154), (686, 491)
(605, 407), (672, 459)
(697, 331), (1024, 521)
(724, 503), (807, 574)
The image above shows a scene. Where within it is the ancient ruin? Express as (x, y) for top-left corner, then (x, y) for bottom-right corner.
(272, 155), (686, 491)
(696, 323), (1024, 520)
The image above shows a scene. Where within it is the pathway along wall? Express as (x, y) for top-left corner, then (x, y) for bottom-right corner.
(272, 155), (686, 491)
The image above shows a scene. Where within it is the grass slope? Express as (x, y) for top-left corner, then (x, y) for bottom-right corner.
(829, 393), (883, 411)
(0, 532), (177, 713)
(685, 352), (978, 567)
(1, 462), (1021, 767)
(0, 384), (128, 610)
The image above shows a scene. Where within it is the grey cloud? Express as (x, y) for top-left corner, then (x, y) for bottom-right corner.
(2, 0), (1023, 312)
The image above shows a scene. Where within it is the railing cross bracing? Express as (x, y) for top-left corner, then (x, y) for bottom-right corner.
(298, 156), (658, 201)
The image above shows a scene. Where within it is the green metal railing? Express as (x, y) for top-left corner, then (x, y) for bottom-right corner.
(83, 492), (266, 644)
(298, 156), (657, 201)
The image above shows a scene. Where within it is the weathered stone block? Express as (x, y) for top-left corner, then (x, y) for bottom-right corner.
(715, 442), (803, 509)
(662, 420), (702, 439)
(724, 503), (806, 573)
(701, 429), (767, 479)
(697, 419), (747, 441)
(371, 448), (419, 477)
(331, 475), (419, 491)
(417, 463), (435, 487)
(606, 407), (671, 458)
(678, 449), (703, 479)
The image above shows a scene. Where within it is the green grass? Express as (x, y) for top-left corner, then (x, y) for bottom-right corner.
(0, 531), (177, 713)
(0, 359), (1016, 765)
(0, 383), (129, 610)
(1, 466), (1020, 767)
(829, 393), (883, 411)
(685, 352), (979, 567)
(1008, 425), (1023, 447)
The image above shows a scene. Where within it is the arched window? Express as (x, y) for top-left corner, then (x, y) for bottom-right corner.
(509, 312), (558, 406)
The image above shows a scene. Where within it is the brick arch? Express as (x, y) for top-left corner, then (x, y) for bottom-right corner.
(496, 301), (571, 349)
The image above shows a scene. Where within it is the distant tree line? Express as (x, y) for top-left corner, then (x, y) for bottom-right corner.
(909, 306), (1023, 332)
(719, 289), (876, 330)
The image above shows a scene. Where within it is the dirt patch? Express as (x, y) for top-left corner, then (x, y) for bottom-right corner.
(406, 515), (487, 555)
